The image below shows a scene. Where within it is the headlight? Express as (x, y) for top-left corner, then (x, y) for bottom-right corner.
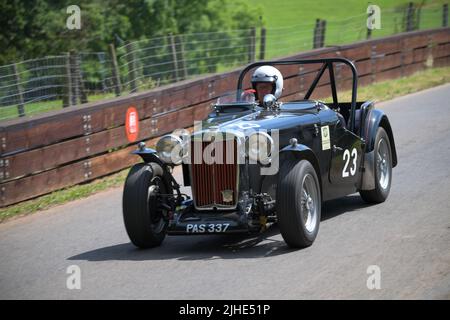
(156, 134), (184, 165)
(246, 132), (273, 164)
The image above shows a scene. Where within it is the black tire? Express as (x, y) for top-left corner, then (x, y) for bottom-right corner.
(276, 159), (321, 248)
(360, 127), (392, 203)
(122, 163), (171, 248)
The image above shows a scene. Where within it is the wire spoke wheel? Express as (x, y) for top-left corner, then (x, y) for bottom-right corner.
(300, 174), (319, 233)
(277, 159), (321, 248)
(360, 127), (393, 204)
(147, 176), (167, 234)
(123, 163), (172, 248)
(376, 138), (390, 190)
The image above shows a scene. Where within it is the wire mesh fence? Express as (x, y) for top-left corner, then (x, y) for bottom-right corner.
(0, 2), (447, 121)
(0, 56), (68, 118)
(79, 52), (113, 96)
(116, 28), (256, 92)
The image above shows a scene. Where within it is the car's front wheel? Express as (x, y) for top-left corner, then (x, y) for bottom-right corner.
(122, 162), (171, 248)
(276, 159), (321, 248)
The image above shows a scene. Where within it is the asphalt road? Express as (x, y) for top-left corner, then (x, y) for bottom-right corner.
(1, 84), (450, 300)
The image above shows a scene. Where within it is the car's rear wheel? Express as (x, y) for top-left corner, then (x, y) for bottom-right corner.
(360, 127), (392, 203)
(276, 159), (321, 248)
(123, 162), (171, 248)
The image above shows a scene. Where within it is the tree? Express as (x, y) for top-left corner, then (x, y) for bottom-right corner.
(0, 0), (261, 65)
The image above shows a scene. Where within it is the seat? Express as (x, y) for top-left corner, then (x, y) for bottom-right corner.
(335, 109), (363, 133)
(354, 109), (362, 133)
(336, 112), (347, 129)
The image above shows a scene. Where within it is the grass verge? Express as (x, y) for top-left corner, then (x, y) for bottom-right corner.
(1, 65), (449, 223)
(0, 169), (129, 223)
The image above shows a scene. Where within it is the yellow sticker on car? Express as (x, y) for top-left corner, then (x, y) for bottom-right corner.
(321, 125), (330, 150)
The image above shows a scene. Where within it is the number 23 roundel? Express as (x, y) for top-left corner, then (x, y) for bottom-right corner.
(342, 148), (357, 177)
(125, 106), (139, 142)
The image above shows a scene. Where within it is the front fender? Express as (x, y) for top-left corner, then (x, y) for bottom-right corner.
(131, 147), (165, 166)
(279, 143), (322, 195)
(131, 146), (182, 200)
(280, 143), (311, 154)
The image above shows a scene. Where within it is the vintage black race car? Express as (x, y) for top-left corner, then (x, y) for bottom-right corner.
(122, 58), (397, 248)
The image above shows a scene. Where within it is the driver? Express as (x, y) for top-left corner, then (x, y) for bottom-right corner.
(251, 65), (284, 104)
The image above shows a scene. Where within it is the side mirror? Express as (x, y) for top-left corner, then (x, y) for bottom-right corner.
(262, 94), (277, 109)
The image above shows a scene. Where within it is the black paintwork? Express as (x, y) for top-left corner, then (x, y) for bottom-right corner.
(132, 58), (398, 235)
(200, 100), (367, 201)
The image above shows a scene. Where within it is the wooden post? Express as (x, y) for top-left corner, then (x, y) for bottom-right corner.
(416, 4), (422, 30)
(126, 42), (138, 93)
(406, 2), (415, 32)
(169, 34), (179, 82)
(97, 52), (108, 93)
(259, 27), (266, 60)
(69, 50), (87, 104)
(12, 64), (25, 117)
(62, 52), (72, 107)
(177, 35), (188, 81)
(108, 43), (122, 96)
(313, 19), (320, 49)
(69, 50), (78, 105)
(443, 4), (449, 27)
(76, 54), (87, 104)
(320, 19), (327, 47)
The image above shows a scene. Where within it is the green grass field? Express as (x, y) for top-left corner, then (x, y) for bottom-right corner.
(250, 0), (446, 27)
(249, 0), (448, 58)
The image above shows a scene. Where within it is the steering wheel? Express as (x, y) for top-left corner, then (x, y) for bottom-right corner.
(240, 89), (256, 102)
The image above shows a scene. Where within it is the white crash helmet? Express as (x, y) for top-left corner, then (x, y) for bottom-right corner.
(251, 65), (284, 99)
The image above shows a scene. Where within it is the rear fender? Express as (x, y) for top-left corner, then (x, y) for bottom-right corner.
(360, 109), (398, 190)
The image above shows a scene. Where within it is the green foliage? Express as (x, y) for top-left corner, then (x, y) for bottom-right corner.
(0, 0), (261, 65)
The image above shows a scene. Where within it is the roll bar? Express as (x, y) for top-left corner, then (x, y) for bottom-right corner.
(237, 58), (358, 132)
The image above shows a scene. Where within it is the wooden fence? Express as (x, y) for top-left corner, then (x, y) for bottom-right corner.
(0, 28), (449, 207)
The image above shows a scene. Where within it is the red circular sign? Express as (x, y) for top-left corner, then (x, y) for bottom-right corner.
(125, 107), (139, 142)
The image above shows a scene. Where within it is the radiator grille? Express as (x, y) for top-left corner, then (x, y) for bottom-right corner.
(190, 139), (238, 209)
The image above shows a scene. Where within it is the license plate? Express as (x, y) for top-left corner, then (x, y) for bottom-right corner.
(186, 223), (230, 233)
